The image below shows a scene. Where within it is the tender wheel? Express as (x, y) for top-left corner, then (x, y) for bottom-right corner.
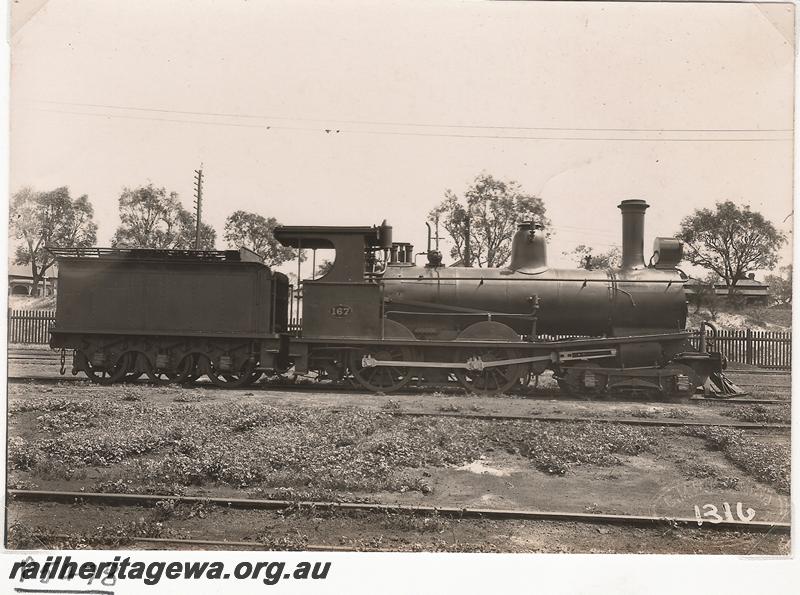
(221, 370), (263, 387)
(121, 351), (147, 382)
(146, 354), (195, 386)
(81, 351), (131, 385)
(206, 358), (258, 389)
(177, 353), (204, 384)
(348, 346), (414, 393)
(455, 348), (525, 395)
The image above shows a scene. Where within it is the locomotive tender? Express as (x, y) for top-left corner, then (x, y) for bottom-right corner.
(49, 199), (723, 397)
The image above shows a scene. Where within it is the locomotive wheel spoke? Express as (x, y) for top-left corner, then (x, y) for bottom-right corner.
(177, 353), (204, 384)
(455, 349), (524, 395)
(146, 354), (194, 386)
(349, 347), (413, 393)
(121, 352), (147, 383)
(83, 352), (131, 385)
(453, 322), (525, 395)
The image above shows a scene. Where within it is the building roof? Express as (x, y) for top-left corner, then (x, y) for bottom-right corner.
(8, 263), (58, 278)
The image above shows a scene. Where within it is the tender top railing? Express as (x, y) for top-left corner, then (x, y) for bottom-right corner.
(46, 246), (264, 263)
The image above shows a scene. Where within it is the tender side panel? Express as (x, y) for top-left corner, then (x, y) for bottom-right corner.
(54, 258), (273, 337)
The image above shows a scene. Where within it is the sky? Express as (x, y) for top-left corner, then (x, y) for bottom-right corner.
(8, 0), (795, 277)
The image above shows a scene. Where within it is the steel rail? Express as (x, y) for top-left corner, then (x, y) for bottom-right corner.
(134, 537), (365, 552)
(377, 410), (790, 431)
(8, 489), (789, 534)
(4, 375), (790, 427)
(20, 533), (380, 552)
(725, 370), (791, 376)
(389, 276), (688, 284)
(6, 374), (790, 405)
(693, 396), (789, 405)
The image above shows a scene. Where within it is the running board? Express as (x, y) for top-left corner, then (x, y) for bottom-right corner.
(361, 348), (617, 371)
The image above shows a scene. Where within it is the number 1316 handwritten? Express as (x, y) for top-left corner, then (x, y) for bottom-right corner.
(694, 502), (755, 525)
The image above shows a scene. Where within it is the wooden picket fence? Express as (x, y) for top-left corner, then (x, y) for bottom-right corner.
(7, 309), (56, 345)
(6, 308), (793, 369)
(688, 329), (792, 370)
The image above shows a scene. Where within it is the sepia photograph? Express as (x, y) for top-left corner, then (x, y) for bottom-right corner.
(2, 0), (795, 584)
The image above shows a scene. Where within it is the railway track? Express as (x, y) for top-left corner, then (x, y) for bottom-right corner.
(725, 369), (792, 376)
(8, 489), (790, 535)
(16, 533), (382, 553)
(382, 410), (790, 432)
(5, 375), (791, 430)
(6, 373), (791, 407)
(10, 350), (792, 377)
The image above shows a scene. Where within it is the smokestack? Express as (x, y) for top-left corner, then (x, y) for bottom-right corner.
(618, 199), (649, 269)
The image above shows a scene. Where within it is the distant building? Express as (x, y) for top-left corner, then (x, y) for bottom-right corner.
(684, 273), (769, 304)
(8, 264), (57, 297)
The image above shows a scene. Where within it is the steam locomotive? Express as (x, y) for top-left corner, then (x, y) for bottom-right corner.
(49, 199), (723, 397)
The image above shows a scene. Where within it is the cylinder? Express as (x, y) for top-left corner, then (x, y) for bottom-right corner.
(618, 199), (649, 269)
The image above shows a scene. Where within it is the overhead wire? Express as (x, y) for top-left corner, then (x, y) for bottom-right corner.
(30, 99), (793, 133)
(29, 104), (793, 143)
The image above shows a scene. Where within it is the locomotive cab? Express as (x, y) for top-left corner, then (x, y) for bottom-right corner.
(273, 222), (393, 340)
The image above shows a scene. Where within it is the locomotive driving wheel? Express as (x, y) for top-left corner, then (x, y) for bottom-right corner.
(454, 348), (524, 395)
(453, 321), (526, 395)
(348, 345), (415, 393)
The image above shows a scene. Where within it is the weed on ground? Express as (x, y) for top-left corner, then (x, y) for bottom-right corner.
(684, 426), (790, 493)
(8, 400), (483, 494)
(9, 395), (788, 496)
(721, 403), (790, 425)
(484, 421), (661, 475)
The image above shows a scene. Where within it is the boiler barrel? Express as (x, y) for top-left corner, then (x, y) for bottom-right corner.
(381, 265), (687, 337)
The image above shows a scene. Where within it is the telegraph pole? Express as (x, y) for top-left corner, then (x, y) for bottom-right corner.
(464, 210), (472, 267)
(193, 165), (204, 249)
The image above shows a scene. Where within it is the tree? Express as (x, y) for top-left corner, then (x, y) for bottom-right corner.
(428, 173), (549, 267)
(564, 244), (622, 270)
(316, 259), (335, 277)
(765, 264), (792, 306)
(111, 184), (216, 250)
(689, 272), (722, 316)
(223, 210), (299, 267)
(10, 186), (98, 295)
(175, 209), (217, 251)
(676, 201), (785, 292)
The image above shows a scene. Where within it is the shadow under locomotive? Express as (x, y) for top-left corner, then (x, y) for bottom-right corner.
(48, 200), (726, 398)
